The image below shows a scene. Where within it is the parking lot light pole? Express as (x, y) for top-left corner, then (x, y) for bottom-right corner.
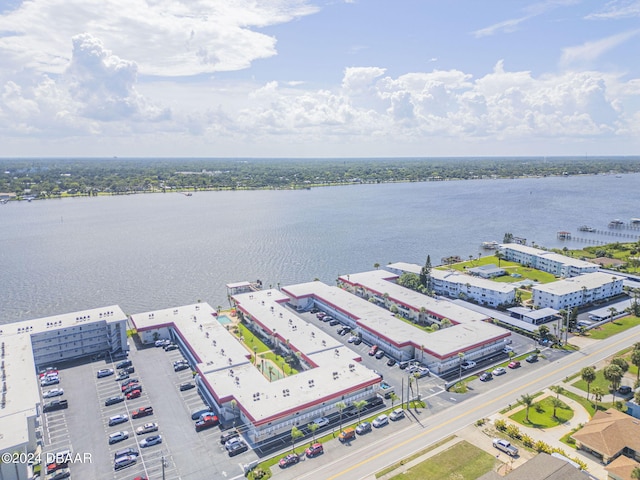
(458, 352), (464, 382)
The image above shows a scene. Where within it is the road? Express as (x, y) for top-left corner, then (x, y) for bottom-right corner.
(276, 324), (640, 480)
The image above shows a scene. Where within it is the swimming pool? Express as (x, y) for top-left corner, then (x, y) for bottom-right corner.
(216, 315), (232, 325)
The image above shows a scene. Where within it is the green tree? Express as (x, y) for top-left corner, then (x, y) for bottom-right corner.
(336, 401), (346, 433)
(537, 324), (550, 340)
(520, 393), (534, 423)
(603, 364), (624, 399)
(419, 255), (432, 293)
(290, 426), (303, 453)
(569, 307), (578, 332)
(611, 357), (629, 374)
(550, 397), (564, 420)
(581, 367), (596, 401)
(354, 400), (368, 424)
(631, 466), (640, 480)
(631, 348), (640, 383)
(550, 385), (564, 399)
(373, 263), (380, 270)
(389, 392), (399, 407)
(592, 386), (605, 411)
(495, 250), (504, 267)
(307, 422), (319, 443)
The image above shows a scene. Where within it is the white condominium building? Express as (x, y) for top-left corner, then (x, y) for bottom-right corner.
(532, 272), (624, 310)
(498, 243), (599, 278)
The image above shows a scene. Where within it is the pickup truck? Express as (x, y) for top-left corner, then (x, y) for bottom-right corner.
(195, 414), (219, 432)
(493, 438), (518, 456)
(43, 399), (68, 412)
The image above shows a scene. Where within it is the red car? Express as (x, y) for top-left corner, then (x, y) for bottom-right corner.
(132, 406), (153, 418)
(508, 361), (521, 369)
(368, 345), (379, 356)
(46, 462), (68, 474)
(126, 389), (141, 400)
(305, 443), (324, 458)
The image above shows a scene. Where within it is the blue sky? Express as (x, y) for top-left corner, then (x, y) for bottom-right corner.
(0, 0), (638, 157)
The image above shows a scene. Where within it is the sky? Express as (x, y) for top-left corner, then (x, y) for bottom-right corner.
(0, 0), (639, 158)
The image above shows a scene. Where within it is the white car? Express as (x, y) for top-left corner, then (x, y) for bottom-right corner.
(140, 435), (162, 448)
(43, 388), (64, 398)
(108, 414), (129, 426)
(108, 431), (129, 444)
(97, 368), (114, 378)
(492, 367), (507, 376)
(312, 417), (329, 428)
(373, 414), (388, 428)
(136, 422), (159, 435)
(389, 409), (405, 421)
(461, 361), (476, 370)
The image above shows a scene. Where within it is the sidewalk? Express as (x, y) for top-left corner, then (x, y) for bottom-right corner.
(489, 388), (607, 479)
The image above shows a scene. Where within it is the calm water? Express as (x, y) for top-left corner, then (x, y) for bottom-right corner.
(2, 173), (639, 323)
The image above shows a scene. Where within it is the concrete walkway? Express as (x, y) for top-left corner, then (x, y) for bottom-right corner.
(488, 388), (607, 479)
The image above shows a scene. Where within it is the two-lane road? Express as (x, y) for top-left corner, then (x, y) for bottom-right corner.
(278, 325), (640, 480)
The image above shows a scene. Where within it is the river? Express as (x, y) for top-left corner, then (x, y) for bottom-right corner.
(1, 173), (639, 323)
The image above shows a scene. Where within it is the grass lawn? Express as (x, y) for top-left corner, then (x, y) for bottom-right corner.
(560, 389), (597, 417)
(587, 316), (640, 340)
(510, 396), (574, 428)
(235, 323), (271, 353)
(437, 257), (557, 284)
(388, 440), (497, 480)
(572, 369), (611, 393)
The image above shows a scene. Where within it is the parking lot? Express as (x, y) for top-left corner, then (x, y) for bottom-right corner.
(38, 342), (260, 480)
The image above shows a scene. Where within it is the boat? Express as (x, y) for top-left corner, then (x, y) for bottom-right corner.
(608, 219), (624, 228)
(481, 241), (499, 249)
(578, 225), (595, 232)
(630, 218), (640, 226)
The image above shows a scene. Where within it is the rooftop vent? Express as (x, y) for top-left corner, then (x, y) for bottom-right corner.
(282, 388), (290, 397)
(332, 371), (339, 380)
(349, 364), (355, 372)
(308, 379), (315, 388)
(253, 392), (261, 401)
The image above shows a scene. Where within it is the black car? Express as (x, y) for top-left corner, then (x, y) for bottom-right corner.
(165, 344), (179, 352)
(227, 440), (249, 457)
(179, 382), (195, 391)
(619, 385), (633, 395)
(123, 366), (135, 374)
(479, 372), (493, 382)
(525, 354), (538, 363)
(366, 396), (384, 407)
(124, 384), (143, 395)
(386, 358), (396, 367)
(116, 360), (132, 369)
(353, 337), (362, 345)
(329, 319), (340, 326)
(174, 364), (189, 372)
(105, 396), (125, 406)
(43, 399), (68, 412)
(399, 362), (409, 370)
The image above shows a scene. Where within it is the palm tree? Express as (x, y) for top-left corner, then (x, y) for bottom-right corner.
(290, 426), (303, 453)
(609, 307), (618, 321)
(550, 397), (563, 420)
(389, 392), (399, 407)
(307, 422), (319, 443)
(631, 348), (640, 383)
(592, 386), (605, 411)
(581, 367), (596, 401)
(336, 401), (346, 433)
(373, 263), (380, 270)
(495, 250), (504, 267)
(354, 400), (368, 424)
(267, 365), (274, 382)
(520, 393), (534, 423)
(603, 364), (624, 400)
(550, 385), (564, 399)
(611, 357), (629, 374)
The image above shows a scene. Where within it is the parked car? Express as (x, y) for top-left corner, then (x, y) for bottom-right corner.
(389, 409), (405, 421)
(122, 382), (140, 392)
(386, 358), (396, 367)
(312, 417), (330, 428)
(619, 385), (633, 395)
(43, 388), (64, 398)
(46, 462), (68, 474)
(368, 345), (379, 356)
(220, 429), (240, 444)
(316, 312), (326, 320)
(179, 382), (195, 391)
(525, 354), (538, 363)
(136, 422), (158, 435)
(492, 367), (507, 376)
(353, 337), (362, 345)
(47, 468), (71, 480)
(123, 366), (135, 374)
(113, 447), (139, 460)
(338, 427), (356, 442)
(105, 396), (125, 406)
(126, 389), (142, 400)
(116, 360), (132, 369)
(279, 453), (300, 468)
(367, 396), (384, 407)
(508, 361), (521, 369)
(132, 406), (153, 418)
(124, 384), (143, 395)
(461, 361), (476, 370)
(502, 345), (514, 354)
(347, 335), (358, 343)
(113, 454), (137, 471)
(195, 415), (219, 431)
(155, 339), (170, 347)
(115, 372), (129, 381)
(356, 422), (372, 435)
(479, 372), (493, 382)
(97, 368), (114, 378)
(43, 399), (68, 412)
(372, 414), (388, 428)
(305, 443), (324, 457)
(121, 378), (139, 387)
(140, 435), (162, 448)
(375, 350), (385, 359)
(108, 414), (129, 426)
(329, 319), (340, 326)
(40, 377), (60, 387)
(38, 367), (58, 377)
(399, 362), (409, 370)
(108, 431), (129, 445)
(164, 344), (179, 351)
(227, 439), (249, 456)
(174, 364), (190, 372)
(415, 367), (430, 378)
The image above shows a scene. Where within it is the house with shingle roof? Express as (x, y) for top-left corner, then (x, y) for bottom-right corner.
(572, 408), (640, 465)
(605, 454), (640, 480)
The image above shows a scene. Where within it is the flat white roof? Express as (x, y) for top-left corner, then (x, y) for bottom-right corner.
(534, 272), (623, 295)
(131, 296), (380, 426)
(283, 279), (508, 359)
(341, 270), (493, 324)
(500, 244), (599, 269)
(387, 262), (515, 293)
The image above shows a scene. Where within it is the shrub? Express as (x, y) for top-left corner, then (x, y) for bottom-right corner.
(535, 440), (552, 453)
(475, 418), (486, 427)
(495, 419), (507, 431)
(521, 434), (534, 447)
(506, 424), (522, 440)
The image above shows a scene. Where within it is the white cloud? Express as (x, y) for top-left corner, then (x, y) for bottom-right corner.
(586, 0), (640, 20)
(560, 30), (640, 67)
(0, 0), (319, 77)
